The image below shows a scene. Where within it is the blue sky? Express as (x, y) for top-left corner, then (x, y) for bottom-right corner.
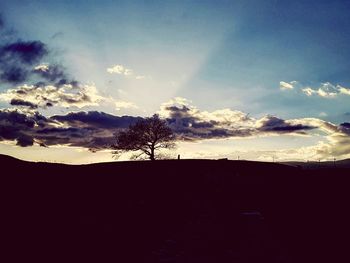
(1, 0), (350, 162)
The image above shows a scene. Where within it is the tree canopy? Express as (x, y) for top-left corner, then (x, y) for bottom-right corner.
(112, 114), (176, 160)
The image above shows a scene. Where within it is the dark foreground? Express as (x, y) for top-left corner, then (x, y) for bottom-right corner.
(2, 155), (350, 262)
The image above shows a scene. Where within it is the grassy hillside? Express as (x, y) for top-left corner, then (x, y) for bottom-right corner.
(1, 154), (350, 262)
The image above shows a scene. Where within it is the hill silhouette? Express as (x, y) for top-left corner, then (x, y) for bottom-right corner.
(1, 154), (350, 262)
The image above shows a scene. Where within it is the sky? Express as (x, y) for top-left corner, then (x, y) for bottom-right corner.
(1, 0), (350, 163)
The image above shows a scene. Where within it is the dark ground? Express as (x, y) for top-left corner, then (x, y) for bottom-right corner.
(1, 154), (350, 262)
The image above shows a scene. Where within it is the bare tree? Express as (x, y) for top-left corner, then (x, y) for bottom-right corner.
(112, 114), (176, 160)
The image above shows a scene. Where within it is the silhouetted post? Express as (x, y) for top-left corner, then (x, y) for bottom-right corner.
(334, 157), (336, 168)
(178, 154), (180, 160)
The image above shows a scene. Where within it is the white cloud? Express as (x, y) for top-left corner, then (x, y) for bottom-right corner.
(115, 100), (138, 111)
(107, 64), (151, 80)
(339, 86), (350, 95)
(298, 82), (350, 98)
(0, 83), (104, 108)
(302, 87), (316, 96)
(281, 81), (350, 98)
(280, 81), (295, 90)
(34, 64), (49, 72)
(123, 68), (133, 76)
(107, 64), (133, 76)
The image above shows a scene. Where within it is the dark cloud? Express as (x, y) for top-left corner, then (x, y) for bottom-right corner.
(0, 66), (28, 84)
(340, 122), (350, 129)
(164, 104), (236, 139)
(0, 109), (52, 146)
(0, 19), (84, 116)
(16, 134), (34, 147)
(0, 21), (75, 87)
(33, 64), (79, 87)
(33, 64), (65, 82)
(0, 110), (140, 150)
(0, 40), (47, 84)
(10, 98), (38, 109)
(339, 122), (350, 135)
(0, 41), (48, 65)
(56, 78), (79, 88)
(52, 111), (142, 129)
(163, 104), (252, 139)
(258, 116), (315, 133)
(162, 104), (317, 140)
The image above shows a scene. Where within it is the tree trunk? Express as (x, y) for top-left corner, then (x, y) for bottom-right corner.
(150, 146), (155, 161)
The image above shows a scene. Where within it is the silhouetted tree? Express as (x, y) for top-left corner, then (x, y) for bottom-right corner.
(112, 114), (175, 160)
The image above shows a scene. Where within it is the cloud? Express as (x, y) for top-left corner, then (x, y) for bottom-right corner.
(34, 64), (49, 72)
(33, 63), (75, 84)
(107, 64), (133, 76)
(338, 86), (350, 95)
(0, 41), (48, 65)
(0, 109), (141, 150)
(301, 87), (315, 96)
(10, 98), (38, 109)
(0, 19), (76, 87)
(1, 98), (350, 159)
(256, 115), (314, 133)
(281, 81), (350, 98)
(0, 67), (28, 84)
(32, 63), (78, 87)
(301, 82), (340, 98)
(0, 108), (56, 147)
(340, 122), (350, 130)
(159, 97), (315, 140)
(0, 40), (48, 84)
(312, 121), (350, 158)
(279, 81), (295, 90)
(0, 83), (104, 109)
(107, 64), (149, 80)
(51, 111), (142, 129)
(0, 40), (77, 87)
(115, 100), (138, 111)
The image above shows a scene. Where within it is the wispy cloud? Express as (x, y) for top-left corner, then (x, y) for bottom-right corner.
(107, 64), (149, 80)
(280, 81), (350, 98)
(279, 81), (296, 90)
